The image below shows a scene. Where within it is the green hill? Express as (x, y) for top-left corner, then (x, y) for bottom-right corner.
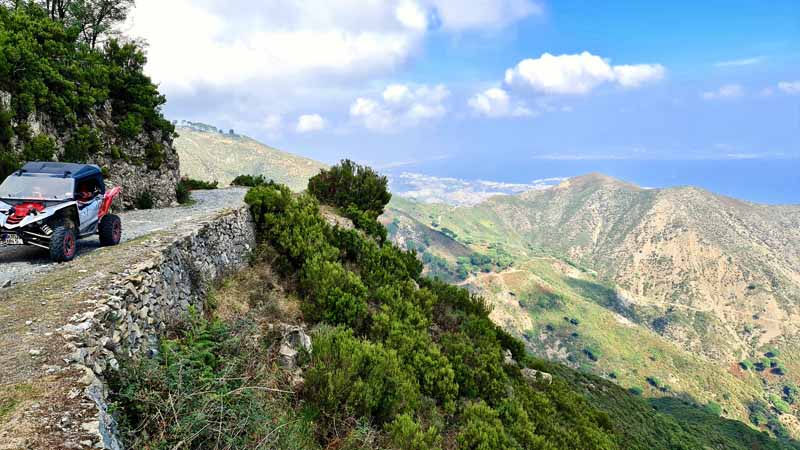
(174, 124), (326, 191)
(385, 174), (800, 440)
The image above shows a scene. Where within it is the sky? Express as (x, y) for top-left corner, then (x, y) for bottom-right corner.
(127, 0), (800, 203)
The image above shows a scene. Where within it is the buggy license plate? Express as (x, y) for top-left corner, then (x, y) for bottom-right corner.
(0, 233), (23, 245)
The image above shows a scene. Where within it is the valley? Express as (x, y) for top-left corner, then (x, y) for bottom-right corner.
(169, 123), (800, 442)
(384, 172), (800, 438)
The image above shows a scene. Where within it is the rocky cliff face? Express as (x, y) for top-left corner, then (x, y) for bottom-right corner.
(1, 90), (180, 208)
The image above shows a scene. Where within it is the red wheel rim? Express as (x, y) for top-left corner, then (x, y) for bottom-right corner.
(64, 233), (75, 258)
(112, 221), (121, 242)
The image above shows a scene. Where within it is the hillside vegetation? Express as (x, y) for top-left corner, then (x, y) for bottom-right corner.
(0, 3), (179, 205)
(174, 124), (326, 191)
(109, 162), (798, 449)
(385, 173), (800, 439)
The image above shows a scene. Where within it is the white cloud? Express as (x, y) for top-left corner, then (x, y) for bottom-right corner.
(350, 84), (449, 131)
(778, 81), (800, 95)
(714, 57), (763, 67)
(395, 0), (428, 30)
(701, 84), (744, 100)
(613, 64), (666, 88)
(128, 0), (428, 95)
(296, 114), (327, 133)
(468, 87), (532, 118)
(504, 52), (665, 95)
(128, 0), (538, 96)
(426, 0), (542, 31)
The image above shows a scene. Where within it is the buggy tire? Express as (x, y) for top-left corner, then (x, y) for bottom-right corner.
(99, 214), (122, 246)
(50, 226), (77, 262)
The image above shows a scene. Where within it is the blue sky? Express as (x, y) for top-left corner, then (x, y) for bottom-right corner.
(129, 0), (800, 202)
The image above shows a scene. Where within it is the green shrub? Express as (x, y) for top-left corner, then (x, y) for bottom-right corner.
(63, 126), (102, 162)
(109, 316), (319, 449)
(344, 204), (388, 242)
(629, 386), (644, 396)
(305, 326), (420, 432)
(456, 401), (513, 450)
(145, 142), (164, 169)
(300, 256), (368, 329)
(385, 414), (442, 450)
(175, 182), (190, 204)
(0, 4), (173, 169)
(231, 174), (271, 187)
(705, 401), (722, 416)
(179, 177), (218, 190)
(308, 159), (391, 215)
(784, 383), (798, 404)
(0, 108), (14, 145)
(769, 394), (791, 414)
(21, 135), (55, 161)
(135, 191), (154, 210)
(117, 112), (144, 139)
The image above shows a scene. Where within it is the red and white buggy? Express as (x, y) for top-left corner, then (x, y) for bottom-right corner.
(0, 162), (122, 262)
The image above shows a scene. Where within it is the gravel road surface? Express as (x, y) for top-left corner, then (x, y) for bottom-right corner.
(0, 188), (247, 288)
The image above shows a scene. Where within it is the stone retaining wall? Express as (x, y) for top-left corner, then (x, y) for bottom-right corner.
(59, 206), (256, 449)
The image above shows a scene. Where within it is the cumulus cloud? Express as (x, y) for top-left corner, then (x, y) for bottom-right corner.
(504, 52), (665, 95)
(701, 84), (744, 100)
(296, 114), (327, 133)
(392, 172), (564, 206)
(395, 0), (429, 30)
(350, 84), (449, 131)
(129, 0), (539, 94)
(468, 88), (533, 118)
(778, 81), (800, 95)
(613, 64), (666, 88)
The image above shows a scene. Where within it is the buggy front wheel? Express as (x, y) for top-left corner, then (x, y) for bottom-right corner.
(50, 226), (77, 262)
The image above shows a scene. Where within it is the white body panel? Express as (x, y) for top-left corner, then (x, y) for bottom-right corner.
(77, 197), (102, 234)
(0, 201), (78, 230)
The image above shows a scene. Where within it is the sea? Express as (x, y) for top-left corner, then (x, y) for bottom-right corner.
(386, 158), (800, 206)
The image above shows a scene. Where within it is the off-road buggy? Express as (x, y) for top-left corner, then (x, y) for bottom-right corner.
(0, 162), (122, 262)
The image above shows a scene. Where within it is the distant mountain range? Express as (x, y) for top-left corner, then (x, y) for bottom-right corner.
(174, 124), (800, 441)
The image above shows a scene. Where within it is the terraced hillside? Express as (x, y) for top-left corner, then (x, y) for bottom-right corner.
(174, 124), (326, 191)
(384, 174), (800, 439)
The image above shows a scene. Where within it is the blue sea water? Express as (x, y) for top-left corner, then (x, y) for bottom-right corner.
(386, 158), (800, 206)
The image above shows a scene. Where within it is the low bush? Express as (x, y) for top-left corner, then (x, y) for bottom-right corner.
(231, 174), (271, 187)
(308, 159), (391, 215)
(304, 326), (420, 435)
(109, 316), (319, 449)
(135, 191), (154, 210)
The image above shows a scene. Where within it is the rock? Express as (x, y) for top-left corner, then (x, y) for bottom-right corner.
(63, 321), (93, 334)
(29, 349), (42, 356)
(278, 344), (298, 369)
(1, 279), (11, 288)
(503, 349), (516, 366)
(521, 368), (553, 385)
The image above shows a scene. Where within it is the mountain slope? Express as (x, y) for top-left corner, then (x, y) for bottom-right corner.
(174, 124), (326, 191)
(163, 127), (800, 442)
(385, 174), (800, 439)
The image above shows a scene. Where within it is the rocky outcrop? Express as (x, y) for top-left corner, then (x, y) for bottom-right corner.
(1, 90), (180, 208)
(56, 205), (255, 448)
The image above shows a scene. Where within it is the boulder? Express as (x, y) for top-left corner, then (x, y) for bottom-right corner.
(521, 368), (553, 385)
